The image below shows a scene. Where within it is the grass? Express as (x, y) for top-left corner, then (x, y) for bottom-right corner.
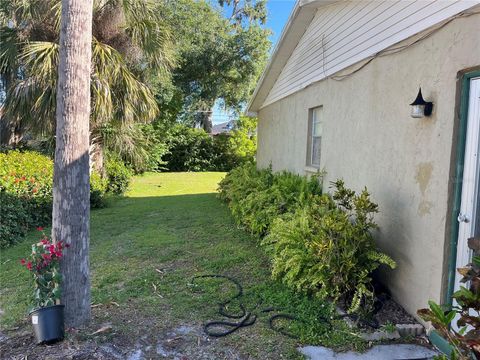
(0, 172), (364, 357)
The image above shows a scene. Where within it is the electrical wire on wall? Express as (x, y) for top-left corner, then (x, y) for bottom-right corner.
(328, 10), (480, 82)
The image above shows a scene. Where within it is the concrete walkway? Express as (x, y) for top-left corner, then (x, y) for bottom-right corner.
(299, 344), (439, 360)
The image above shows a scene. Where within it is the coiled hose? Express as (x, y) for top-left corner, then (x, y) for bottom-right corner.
(189, 274), (332, 338)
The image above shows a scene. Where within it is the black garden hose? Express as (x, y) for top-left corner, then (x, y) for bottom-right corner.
(189, 274), (332, 339)
(189, 275), (430, 360)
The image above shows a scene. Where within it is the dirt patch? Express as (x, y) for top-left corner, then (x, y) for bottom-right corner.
(0, 321), (246, 360)
(374, 298), (417, 327)
(337, 290), (421, 331)
(0, 303), (248, 360)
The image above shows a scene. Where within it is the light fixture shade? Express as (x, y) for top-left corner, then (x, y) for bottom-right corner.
(410, 88), (433, 118)
(411, 104), (425, 118)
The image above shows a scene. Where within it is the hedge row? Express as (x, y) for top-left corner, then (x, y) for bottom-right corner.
(162, 125), (242, 172)
(0, 150), (131, 248)
(218, 163), (395, 313)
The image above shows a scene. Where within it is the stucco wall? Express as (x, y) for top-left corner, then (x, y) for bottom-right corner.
(256, 13), (480, 319)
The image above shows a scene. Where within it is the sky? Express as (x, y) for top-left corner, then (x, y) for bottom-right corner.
(212, 0), (296, 124)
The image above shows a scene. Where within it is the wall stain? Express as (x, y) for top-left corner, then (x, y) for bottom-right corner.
(415, 162), (433, 196)
(415, 162), (433, 217)
(418, 200), (433, 216)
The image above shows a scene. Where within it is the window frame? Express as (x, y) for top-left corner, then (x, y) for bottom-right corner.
(306, 106), (322, 168)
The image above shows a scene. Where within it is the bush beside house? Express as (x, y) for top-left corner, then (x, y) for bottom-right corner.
(218, 163), (322, 236)
(218, 163), (395, 313)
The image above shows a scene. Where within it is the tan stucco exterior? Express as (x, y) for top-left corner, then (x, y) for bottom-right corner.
(256, 13), (480, 319)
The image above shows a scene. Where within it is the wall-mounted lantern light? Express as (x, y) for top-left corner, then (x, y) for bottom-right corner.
(410, 88), (433, 118)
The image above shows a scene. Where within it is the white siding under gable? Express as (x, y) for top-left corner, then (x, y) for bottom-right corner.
(263, 0), (480, 108)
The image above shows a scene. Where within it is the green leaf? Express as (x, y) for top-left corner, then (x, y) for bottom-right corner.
(473, 256), (480, 267)
(428, 301), (447, 324)
(52, 287), (61, 300)
(444, 310), (456, 325)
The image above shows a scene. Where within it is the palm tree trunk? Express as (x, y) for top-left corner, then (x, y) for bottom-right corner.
(52, 0), (93, 328)
(0, 73), (23, 146)
(90, 141), (105, 176)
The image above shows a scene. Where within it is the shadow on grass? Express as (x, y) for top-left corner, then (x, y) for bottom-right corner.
(1, 192), (365, 354)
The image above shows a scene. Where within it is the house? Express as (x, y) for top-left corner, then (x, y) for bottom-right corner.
(211, 120), (236, 136)
(247, 0), (480, 340)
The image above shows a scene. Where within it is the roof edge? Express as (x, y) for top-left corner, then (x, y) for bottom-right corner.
(247, 0), (340, 114)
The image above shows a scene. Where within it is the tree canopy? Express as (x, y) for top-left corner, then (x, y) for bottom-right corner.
(156, 0), (270, 131)
(0, 0), (270, 170)
(0, 0), (175, 168)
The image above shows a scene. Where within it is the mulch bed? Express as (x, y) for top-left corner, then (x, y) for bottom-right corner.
(337, 282), (421, 332)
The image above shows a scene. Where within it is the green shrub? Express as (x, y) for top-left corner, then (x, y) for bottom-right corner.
(228, 116), (257, 164)
(105, 157), (132, 195)
(0, 151), (54, 248)
(0, 192), (32, 248)
(218, 163), (322, 236)
(211, 133), (241, 171)
(220, 164), (396, 314)
(90, 171), (108, 208)
(162, 125), (216, 172)
(0, 150), (111, 247)
(265, 180), (396, 313)
(158, 124), (243, 172)
(139, 123), (169, 173)
(0, 150), (53, 201)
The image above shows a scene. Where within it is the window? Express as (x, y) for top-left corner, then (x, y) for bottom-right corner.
(307, 106), (322, 167)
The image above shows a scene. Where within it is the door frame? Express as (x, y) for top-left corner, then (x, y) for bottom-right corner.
(446, 69), (480, 306)
(430, 69), (480, 357)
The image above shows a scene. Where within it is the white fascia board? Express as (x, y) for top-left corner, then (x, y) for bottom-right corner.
(247, 0), (340, 113)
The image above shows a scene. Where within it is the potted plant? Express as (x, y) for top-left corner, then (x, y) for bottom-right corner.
(20, 227), (69, 344)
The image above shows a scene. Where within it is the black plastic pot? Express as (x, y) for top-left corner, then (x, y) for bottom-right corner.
(29, 305), (65, 344)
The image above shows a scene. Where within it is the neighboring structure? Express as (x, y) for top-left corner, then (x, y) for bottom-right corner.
(211, 120), (236, 136)
(248, 0), (480, 332)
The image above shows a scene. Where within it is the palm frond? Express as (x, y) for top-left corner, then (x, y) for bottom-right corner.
(122, 0), (176, 70)
(20, 41), (59, 84)
(2, 0), (169, 161)
(96, 121), (151, 169)
(6, 77), (56, 135)
(0, 27), (19, 73)
(92, 38), (159, 126)
(5, 41), (59, 134)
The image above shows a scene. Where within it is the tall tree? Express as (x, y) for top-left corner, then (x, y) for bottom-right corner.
(52, 0), (93, 327)
(0, 0), (174, 171)
(157, 0), (270, 132)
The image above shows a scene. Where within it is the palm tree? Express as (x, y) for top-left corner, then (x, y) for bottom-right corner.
(53, 0), (93, 328)
(0, 0), (175, 171)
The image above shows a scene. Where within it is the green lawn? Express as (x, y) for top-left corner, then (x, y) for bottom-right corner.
(0, 172), (363, 358)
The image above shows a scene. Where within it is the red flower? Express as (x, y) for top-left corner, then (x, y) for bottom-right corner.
(32, 188), (38, 194)
(36, 226), (44, 232)
(26, 261), (32, 270)
(20, 259), (26, 265)
(21, 176), (26, 181)
(41, 239), (49, 245)
(48, 244), (55, 253)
